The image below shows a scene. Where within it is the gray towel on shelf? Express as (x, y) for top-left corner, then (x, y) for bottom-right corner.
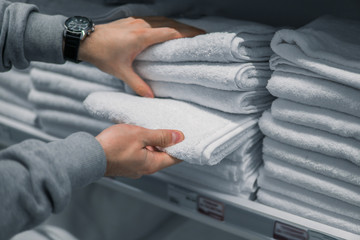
(28, 90), (89, 116)
(186, 144), (262, 182)
(31, 62), (124, 88)
(271, 16), (360, 90)
(125, 81), (273, 114)
(134, 61), (271, 91)
(259, 111), (360, 167)
(257, 189), (360, 235)
(0, 86), (34, 109)
(30, 68), (121, 100)
(271, 98), (360, 141)
(263, 155), (360, 207)
(137, 16), (275, 62)
(0, 100), (37, 126)
(162, 164), (259, 196)
(267, 71), (360, 118)
(262, 137), (360, 186)
(38, 110), (112, 137)
(0, 69), (32, 97)
(258, 170), (360, 221)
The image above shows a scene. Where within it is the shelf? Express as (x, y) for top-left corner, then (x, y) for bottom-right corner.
(0, 115), (357, 240)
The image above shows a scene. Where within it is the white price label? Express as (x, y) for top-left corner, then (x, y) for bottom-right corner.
(197, 196), (225, 221)
(274, 221), (308, 240)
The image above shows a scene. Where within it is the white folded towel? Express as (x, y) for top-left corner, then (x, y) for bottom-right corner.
(30, 68), (121, 100)
(263, 155), (360, 207)
(38, 110), (112, 137)
(0, 100), (37, 126)
(267, 71), (360, 118)
(0, 86), (34, 109)
(186, 146), (262, 182)
(258, 170), (360, 221)
(269, 54), (324, 79)
(134, 62), (271, 91)
(263, 137), (360, 186)
(257, 189), (360, 235)
(163, 164), (259, 196)
(137, 16), (275, 62)
(0, 70), (32, 97)
(259, 111), (360, 167)
(126, 81), (273, 114)
(226, 130), (263, 162)
(271, 16), (360, 90)
(31, 62), (124, 88)
(28, 90), (89, 116)
(84, 92), (258, 165)
(271, 98), (360, 141)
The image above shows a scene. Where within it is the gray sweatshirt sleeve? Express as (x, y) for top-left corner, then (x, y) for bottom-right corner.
(0, 0), (66, 71)
(0, 132), (107, 240)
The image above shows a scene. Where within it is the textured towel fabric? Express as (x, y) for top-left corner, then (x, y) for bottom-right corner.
(134, 62), (271, 91)
(267, 71), (360, 118)
(38, 110), (112, 137)
(31, 62), (124, 88)
(125, 81), (273, 114)
(137, 16), (275, 62)
(0, 100), (37, 126)
(28, 90), (89, 116)
(263, 137), (360, 186)
(271, 98), (360, 141)
(30, 68), (121, 100)
(271, 16), (360, 90)
(186, 146), (262, 182)
(0, 69), (32, 97)
(226, 130), (263, 162)
(263, 155), (360, 207)
(0, 86), (34, 109)
(258, 171), (360, 221)
(269, 54), (324, 79)
(259, 111), (360, 167)
(162, 164), (259, 196)
(257, 189), (360, 235)
(84, 92), (258, 165)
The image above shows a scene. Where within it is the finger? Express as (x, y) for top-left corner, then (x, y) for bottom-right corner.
(146, 151), (183, 173)
(142, 129), (184, 147)
(120, 67), (154, 98)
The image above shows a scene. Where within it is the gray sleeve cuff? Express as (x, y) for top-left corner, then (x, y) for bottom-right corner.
(24, 12), (66, 64)
(47, 132), (106, 190)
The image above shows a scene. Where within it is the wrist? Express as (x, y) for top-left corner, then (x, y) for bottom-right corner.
(63, 16), (95, 63)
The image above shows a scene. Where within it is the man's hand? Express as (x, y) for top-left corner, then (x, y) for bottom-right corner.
(78, 17), (205, 98)
(95, 124), (184, 178)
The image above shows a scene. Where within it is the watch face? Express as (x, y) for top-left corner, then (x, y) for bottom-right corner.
(65, 16), (92, 32)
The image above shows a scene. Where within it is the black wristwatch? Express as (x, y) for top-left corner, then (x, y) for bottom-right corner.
(63, 16), (95, 63)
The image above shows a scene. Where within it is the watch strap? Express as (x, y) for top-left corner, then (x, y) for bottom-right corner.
(64, 31), (81, 63)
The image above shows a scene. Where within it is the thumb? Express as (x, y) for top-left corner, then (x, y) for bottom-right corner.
(142, 129), (184, 148)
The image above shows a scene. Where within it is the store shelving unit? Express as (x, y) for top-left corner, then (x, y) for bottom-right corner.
(0, 116), (358, 240)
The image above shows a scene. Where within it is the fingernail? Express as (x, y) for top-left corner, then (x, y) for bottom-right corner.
(144, 92), (154, 98)
(172, 131), (183, 144)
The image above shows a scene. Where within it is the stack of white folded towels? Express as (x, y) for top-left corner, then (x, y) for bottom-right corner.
(257, 16), (360, 234)
(84, 16), (276, 198)
(0, 69), (38, 127)
(28, 62), (124, 138)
